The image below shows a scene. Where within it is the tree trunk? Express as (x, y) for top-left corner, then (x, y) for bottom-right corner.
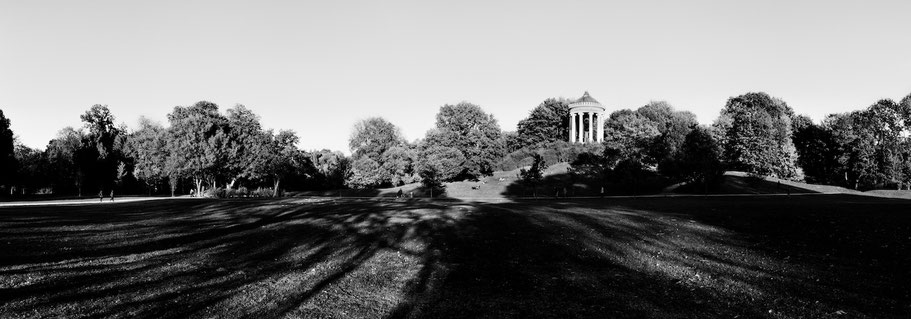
(227, 178), (236, 190)
(195, 178), (203, 196)
(273, 178), (281, 197)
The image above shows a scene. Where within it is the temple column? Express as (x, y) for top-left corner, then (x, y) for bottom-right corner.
(587, 112), (593, 143)
(569, 112), (576, 143)
(592, 113), (597, 143)
(598, 112), (605, 142)
(581, 112), (587, 143)
(576, 112), (581, 143)
(594, 113), (601, 142)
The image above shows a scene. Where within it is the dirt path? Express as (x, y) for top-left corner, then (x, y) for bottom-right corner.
(0, 196), (195, 208)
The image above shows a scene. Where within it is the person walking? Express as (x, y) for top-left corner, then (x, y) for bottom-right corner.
(110, 190), (115, 202)
(99, 190), (104, 202)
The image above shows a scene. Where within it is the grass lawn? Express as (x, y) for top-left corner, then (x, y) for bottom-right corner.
(1, 195), (909, 318)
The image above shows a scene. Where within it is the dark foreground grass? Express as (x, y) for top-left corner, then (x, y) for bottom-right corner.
(1, 195), (909, 318)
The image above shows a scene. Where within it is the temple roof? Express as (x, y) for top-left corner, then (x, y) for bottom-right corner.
(574, 91), (600, 104)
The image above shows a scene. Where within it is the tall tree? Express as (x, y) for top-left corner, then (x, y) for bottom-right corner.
(253, 129), (301, 196)
(826, 99), (911, 189)
(602, 101), (697, 168)
(166, 101), (231, 195)
(714, 92), (799, 179)
(416, 146), (466, 186)
(13, 143), (47, 195)
(45, 127), (88, 195)
(304, 149), (349, 189)
(637, 101), (698, 163)
(518, 153), (546, 197)
(791, 115), (839, 184)
(515, 98), (571, 149)
(675, 126), (724, 191)
(80, 104), (124, 191)
(126, 117), (168, 194)
(380, 145), (418, 186)
(347, 117), (406, 188)
(424, 102), (505, 179)
(224, 104), (266, 188)
(349, 117), (405, 160)
(0, 110), (16, 192)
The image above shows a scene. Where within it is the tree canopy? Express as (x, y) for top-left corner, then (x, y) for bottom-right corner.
(346, 117), (410, 188)
(514, 98), (571, 149)
(714, 92), (799, 179)
(424, 102), (505, 179)
(0, 109), (16, 190)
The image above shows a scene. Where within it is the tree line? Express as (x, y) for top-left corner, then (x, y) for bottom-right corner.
(2, 91), (910, 198)
(1, 102), (347, 197)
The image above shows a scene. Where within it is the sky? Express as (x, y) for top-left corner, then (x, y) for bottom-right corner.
(2, 0), (910, 153)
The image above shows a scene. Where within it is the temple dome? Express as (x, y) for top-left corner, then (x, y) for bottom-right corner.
(574, 91), (600, 104)
(569, 91), (604, 110)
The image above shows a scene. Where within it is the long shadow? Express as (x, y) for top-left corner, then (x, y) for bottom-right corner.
(502, 171), (671, 198)
(674, 174), (820, 194)
(1, 195), (910, 318)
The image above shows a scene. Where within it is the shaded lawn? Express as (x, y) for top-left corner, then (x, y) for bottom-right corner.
(0, 195), (909, 318)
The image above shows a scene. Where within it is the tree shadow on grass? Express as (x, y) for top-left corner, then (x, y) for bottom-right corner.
(502, 170), (670, 198)
(390, 196), (911, 318)
(1, 195), (910, 318)
(0, 199), (463, 318)
(674, 173), (820, 195)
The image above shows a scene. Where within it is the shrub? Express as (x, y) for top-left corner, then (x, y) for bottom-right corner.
(203, 187), (226, 198)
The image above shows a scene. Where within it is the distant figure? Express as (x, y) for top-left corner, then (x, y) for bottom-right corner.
(110, 190), (115, 202)
(190, 189), (195, 197)
(397, 189), (403, 199)
(409, 191), (413, 198)
(600, 186), (605, 198)
(99, 190), (104, 202)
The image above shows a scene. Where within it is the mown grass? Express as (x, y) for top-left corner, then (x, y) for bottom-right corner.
(1, 195), (909, 318)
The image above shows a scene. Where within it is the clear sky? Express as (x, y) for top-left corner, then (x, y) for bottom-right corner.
(2, 0), (909, 153)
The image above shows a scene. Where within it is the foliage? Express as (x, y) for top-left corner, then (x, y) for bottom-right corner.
(424, 102), (505, 179)
(301, 149), (349, 190)
(791, 115), (840, 184)
(415, 146), (465, 187)
(79, 104), (126, 191)
(12, 143), (47, 194)
(223, 104), (267, 187)
(349, 117), (405, 160)
(45, 127), (88, 195)
(346, 157), (384, 189)
(166, 101), (232, 194)
(518, 153), (546, 195)
(569, 151), (614, 183)
(603, 101), (697, 169)
(673, 126), (724, 188)
(825, 99), (911, 189)
(125, 117), (168, 194)
(380, 146), (418, 186)
(0, 109), (16, 191)
(514, 98), (571, 149)
(714, 92), (799, 179)
(346, 117), (408, 188)
(498, 141), (601, 171)
(253, 130), (301, 196)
